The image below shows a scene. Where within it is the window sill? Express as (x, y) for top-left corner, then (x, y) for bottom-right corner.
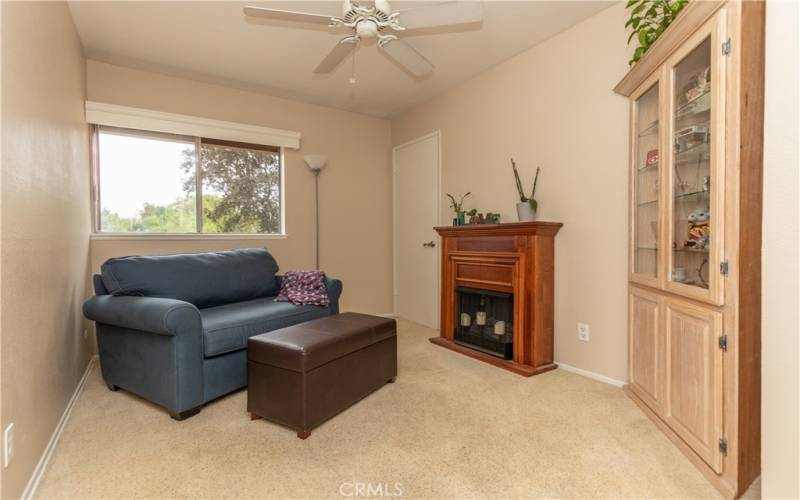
(90, 233), (287, 241)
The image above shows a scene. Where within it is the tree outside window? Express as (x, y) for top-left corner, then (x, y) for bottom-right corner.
(96, 127), (282, 234)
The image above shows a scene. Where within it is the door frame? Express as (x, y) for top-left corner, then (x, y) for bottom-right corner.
(391, 130), (442, 328)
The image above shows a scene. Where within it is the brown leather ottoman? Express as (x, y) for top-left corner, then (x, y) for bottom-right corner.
(247, 312), (397, 438)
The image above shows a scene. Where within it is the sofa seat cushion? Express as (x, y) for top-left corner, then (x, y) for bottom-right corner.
(201, 297), (329, 357)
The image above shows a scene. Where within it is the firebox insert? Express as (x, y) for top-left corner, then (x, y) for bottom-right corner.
(454, 286), (513, 359)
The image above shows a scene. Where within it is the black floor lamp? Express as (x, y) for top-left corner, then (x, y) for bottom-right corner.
(304, 155), (327, 269)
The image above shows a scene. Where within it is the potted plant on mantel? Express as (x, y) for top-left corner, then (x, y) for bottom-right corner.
(511, 158), (540, 222)
(446, 192), (470, 226)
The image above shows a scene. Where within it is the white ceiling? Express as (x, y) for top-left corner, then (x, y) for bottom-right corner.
(68, 1), (612, 118)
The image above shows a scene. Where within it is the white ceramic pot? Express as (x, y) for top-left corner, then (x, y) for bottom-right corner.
(516, 201), (536, 222)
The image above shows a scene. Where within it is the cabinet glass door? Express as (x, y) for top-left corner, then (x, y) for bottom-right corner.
(631, 78), (662, 286)
(666, 12), (725, 305)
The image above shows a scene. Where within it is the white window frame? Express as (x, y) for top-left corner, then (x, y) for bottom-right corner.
(87, 102), (300, 240)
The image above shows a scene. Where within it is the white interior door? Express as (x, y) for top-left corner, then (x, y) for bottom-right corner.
(393, 132), (440, 329)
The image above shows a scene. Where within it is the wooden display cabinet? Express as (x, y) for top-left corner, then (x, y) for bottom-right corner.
(615, 1), (763, 498)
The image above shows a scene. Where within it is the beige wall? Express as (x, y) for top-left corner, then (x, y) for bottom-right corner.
(86, 61), (394, 318)
(391, 4), (630, 382)
(761, 0), (800, 497)
(0, 2), (93, 497)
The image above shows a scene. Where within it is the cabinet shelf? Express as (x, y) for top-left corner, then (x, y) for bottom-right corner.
(639, 120), (659, 136)
(638, 162), (658, 171)
(673, 189), (709, 200)
(673, 246), (709, 254)
(675, 91), (711, 119)
(674, 141), (709, 160)
(636, 246), (709, 254)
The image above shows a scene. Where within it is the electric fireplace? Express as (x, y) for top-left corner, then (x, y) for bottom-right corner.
(431, 221), (562, 377)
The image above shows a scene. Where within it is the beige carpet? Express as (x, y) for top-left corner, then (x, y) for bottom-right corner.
(36, 320), (753, 499)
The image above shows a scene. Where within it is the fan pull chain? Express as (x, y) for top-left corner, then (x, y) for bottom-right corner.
(349, 44), (357, 84)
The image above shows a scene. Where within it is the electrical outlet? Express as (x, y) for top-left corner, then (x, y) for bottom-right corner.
(4, 423), (14, 468)
(577, 323), (590, 342)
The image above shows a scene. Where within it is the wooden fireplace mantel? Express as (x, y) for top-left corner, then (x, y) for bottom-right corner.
(432, 221), (562, 377)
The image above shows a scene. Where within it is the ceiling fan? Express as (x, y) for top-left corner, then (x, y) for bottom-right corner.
(243, 1), (483, 78)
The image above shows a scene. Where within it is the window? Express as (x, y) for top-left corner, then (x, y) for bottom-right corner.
(94, 126), (282, 235)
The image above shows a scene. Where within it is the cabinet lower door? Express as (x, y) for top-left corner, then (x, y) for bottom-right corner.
(664, 297), (724, 472)
(629, 287), (663, 413)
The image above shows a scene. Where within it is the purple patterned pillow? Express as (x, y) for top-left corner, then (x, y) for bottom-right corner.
(275, 271), (330, 307)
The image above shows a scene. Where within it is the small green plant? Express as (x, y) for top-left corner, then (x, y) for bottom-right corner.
(446, 192), (470, 215)
(511, 158), (540, 212)
(625, 0), (688, 66)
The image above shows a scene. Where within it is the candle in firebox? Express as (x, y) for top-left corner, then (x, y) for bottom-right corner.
(460, 313), (471, 327)
(476, 311), (486, 326)
(494, 321), (506, 335)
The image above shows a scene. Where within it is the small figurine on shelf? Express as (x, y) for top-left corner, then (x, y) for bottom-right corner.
(485, 212), (501, 224)
(466, 209), (483, 224)
(645, 149), (659, 168)
(684, 208), (710, 249)
(674, 124), (709, 152)
(683, 66), (711, 104)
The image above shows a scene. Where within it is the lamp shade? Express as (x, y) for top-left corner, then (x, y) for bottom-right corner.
(303, 155), (328, 171)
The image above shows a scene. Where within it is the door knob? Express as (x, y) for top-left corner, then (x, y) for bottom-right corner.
(423, 241), (436, 248)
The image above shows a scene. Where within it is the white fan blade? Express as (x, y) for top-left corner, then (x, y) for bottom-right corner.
(397, 1), (483, 30)
(243, 6), (333, 25)
(380, 38), (434, 77)
(314, 39), (358, 74)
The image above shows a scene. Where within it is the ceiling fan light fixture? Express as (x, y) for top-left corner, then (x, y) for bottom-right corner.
(356, 20), (379, 38)
(243, 1), (484, 78)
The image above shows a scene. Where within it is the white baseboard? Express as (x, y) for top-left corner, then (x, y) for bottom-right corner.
(21, 355), (97, 500)
(376, 313), (397, 318)
(556, 361), (626, 388)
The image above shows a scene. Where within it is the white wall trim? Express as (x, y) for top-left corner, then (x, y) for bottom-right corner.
(21, 356), (97, 500)
(392, 130), (442, 325)
(85, 101), (301, 149)
(556, 361), (626, 388)
(376, 313), (398, 318)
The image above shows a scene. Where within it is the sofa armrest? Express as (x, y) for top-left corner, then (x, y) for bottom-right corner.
(324, 277), (343, 315)
(83, 295), (201, 336)
(324, 277), (343, 303)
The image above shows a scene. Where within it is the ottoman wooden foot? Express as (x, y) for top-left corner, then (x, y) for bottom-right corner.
(297, 430), (311, 439)
(388, 377), (396, 383)
(105, 381), (119, 392)
(250, 413), (263, 421)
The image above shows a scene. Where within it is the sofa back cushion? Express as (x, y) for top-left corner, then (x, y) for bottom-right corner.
(100, 248), (279, 307)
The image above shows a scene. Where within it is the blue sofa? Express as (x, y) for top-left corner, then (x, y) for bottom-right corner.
(83, 248), (342, 420)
